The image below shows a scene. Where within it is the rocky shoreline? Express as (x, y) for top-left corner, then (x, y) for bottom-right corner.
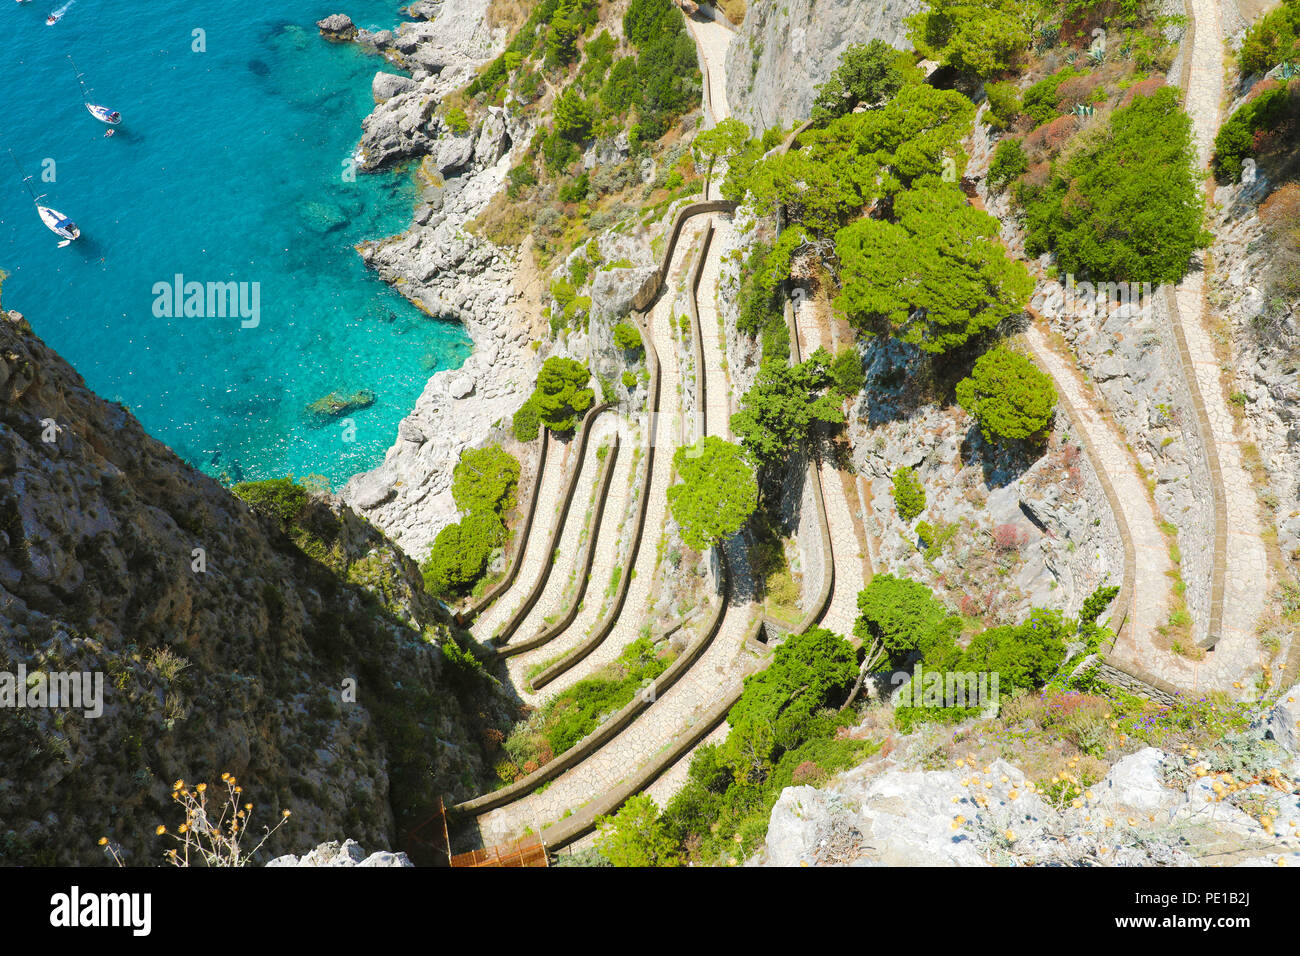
(320, 3), (542, 560)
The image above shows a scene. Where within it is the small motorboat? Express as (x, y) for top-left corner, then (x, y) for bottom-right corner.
(46, 0), (72, 24)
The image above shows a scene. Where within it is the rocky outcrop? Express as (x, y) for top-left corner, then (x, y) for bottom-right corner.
(317, 14), (358, 42)
(267, 839), (411, 867)
(0, 309), (510, 866)
(724, 0), (925, 132)
(760, 742), (1300, 866)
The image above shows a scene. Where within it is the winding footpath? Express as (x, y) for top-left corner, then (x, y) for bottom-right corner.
(791, 295), (871, 637)
(1160, 0), (1267, 687)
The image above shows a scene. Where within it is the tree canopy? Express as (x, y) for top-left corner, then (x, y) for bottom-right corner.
(835, 179), (1033, 353)
(811, 39), (910, 124)
(527, 355), (596, 434)
(1020, 86), (1208, 284)
(421, 510), (506, 596)
(452, 446), (521, 516)
(667, 437), (760, 550)
(906, 0), (1031, 78)
(726, 627), (858, 750)
(955, 346), (1057, 444)
(730, 355), (845, 467)
(854, 572), (964, 669)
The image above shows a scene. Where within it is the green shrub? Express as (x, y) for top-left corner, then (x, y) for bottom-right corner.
(987, 137), (1028, 190)
(421, 510), (506, 596)
(667, 437), (759, 550)
(1212, 86), (1300, 182)
(513, 399), (541, 442)
(518, 356), (595, 435)
(907, 0), (1030, 78)
(1020, 68), (1079, 126)
(955, 346), (1057, 444)
(891, 466), (926, 522)
(232, 477), (310, 529)
(1237, 0), (1300, 75)
(1020, 86), (1208, 284)
(621, 370), (638, 389)
(811, 39), (907, 124)
(613, 322), (643, 351)
(444, 106), (470, 135)
(452, 446), (521, 515)
(731, 356), (845, 466)
(855, 572), (961, 668)
(984, 80), (1021, 128)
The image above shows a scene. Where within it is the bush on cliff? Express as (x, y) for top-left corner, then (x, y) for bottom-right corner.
(835, 179), (1032, 353)
(421, 510), (506, 597)
(955, 346), (1057, 445)
(517, 356), (595, 435)
(1237, 0), (1300, 76)
(906, 0), (1031, 78)
(811, 39), (910, 124)
(452, 446), (521, 516)
(667, 437), (759, 550)
(1018, 86), (1208, 284)
(891, 466), (926, 523)
(731, 355), (845, 467)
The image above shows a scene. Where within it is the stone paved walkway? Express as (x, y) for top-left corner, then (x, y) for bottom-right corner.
(503, 415), (640, 706)
(1025, 324), (1174, 654)
(471, 436), (571, 642)
(1166, 0), (1268, 688)
(497, 417), (612, 663)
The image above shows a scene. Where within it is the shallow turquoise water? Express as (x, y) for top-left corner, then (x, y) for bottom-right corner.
(0, 1), (470, 487)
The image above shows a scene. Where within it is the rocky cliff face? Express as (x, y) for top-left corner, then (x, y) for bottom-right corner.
(758, 689), (1300, 866)
(724, 0), (925, 132)
(0, 308), (509, 866)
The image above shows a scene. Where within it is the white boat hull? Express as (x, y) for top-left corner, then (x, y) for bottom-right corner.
(37, 205), (79, 243)
(85, 102), (121, 125)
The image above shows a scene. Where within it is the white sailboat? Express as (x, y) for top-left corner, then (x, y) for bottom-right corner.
(9, 152), (80, 247)
(69, 56), (121, 125)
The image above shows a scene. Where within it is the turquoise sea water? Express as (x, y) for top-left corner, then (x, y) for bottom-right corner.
(0, 1), (471, 487)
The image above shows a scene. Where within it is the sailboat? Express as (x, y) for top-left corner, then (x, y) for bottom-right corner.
(68, 56), (121, 125)
(46, 0), (73, 25)
(9, 152), (80, 247)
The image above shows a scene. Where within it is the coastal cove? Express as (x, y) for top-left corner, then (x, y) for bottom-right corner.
(0, 0), (470, 487)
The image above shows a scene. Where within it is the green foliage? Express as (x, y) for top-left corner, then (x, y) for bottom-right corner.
(855, 572), (963, 669)
(621, 370), (638, 389)
(891, 466), (926, 522)
(525, 356), (595, 434)
(984, 80), (1021, 129)
(735, 241), (790, 361)
(420, 510), (505, 596)
(959, 608), (1070, 694)
(1019, 86), (1208, 284)
(553, 88), (593, 142)
(1237, 0), (1300, 76)
(512, 399), (541, 442)
(811, 39), (907, 124)
(835, 179), (1032, 353)
(828, 345), (865, 397)
(731, 354), (845, 467)
(1213, 86), (1300, 182)
(232, 477), (310, 529)
(906, 0), (1031, 78)
(667, 437), (759, 550)
(623, 0), (681, 46)
(691, 117), (751, 169)
(987, 136), (1028, 190)
(729, 85), (975, 234)
(595, 794), (680, 866)
(955, 346), (1057, 444)
(444, 106), (470, 134)
(451, 446), (521, 516)
(613, 322), (643, 351)
(1020, 67), (1080, 126)
(728, 628), (858, 750)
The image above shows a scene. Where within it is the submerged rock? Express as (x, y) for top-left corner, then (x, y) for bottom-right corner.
(306, 388), (376, 421)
